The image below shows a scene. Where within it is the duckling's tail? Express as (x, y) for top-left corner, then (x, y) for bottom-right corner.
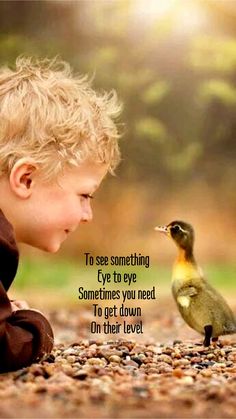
(227, 319), (236, 335)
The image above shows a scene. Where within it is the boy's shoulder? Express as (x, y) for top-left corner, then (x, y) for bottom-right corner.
(0, 209), (19, 291)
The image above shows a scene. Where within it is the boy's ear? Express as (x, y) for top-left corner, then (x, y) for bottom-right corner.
(9, 158), (38, 199)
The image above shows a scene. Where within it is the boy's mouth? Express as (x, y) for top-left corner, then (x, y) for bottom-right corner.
(64, 224), (79, 234)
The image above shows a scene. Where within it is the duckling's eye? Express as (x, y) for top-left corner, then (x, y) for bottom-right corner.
(172, 225), (180, 233)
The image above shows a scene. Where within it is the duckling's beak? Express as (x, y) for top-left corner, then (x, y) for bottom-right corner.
(154, 225), (169, 235)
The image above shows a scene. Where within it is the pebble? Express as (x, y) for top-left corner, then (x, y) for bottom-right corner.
(137, 353), (146, 361)
(62, 348), (77, 356)
(66, 355), (76, 363)
(73, 371), (88, 380)
(172, 368), (184, 378)
(206, 353), (215, 360)
(171, 349), (181, 359)
(131, 356), (143, 366)
(109, 355), (121, 363)
(87, 358), (106, 366)
(201, 369), (213, 377)
(156, 354), (172, 364)
(180, 376), (194, 385)
(4, 310), (236, 419)
(123, 359), (139, 368)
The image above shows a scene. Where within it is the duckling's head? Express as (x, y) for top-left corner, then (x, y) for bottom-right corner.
(155, 220), (195, 253)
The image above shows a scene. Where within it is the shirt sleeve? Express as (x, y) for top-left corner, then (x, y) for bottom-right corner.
(0, 281), (54, 372)
(0, 209), (54, 373)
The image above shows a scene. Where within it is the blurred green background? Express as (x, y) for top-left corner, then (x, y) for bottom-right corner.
(1, 0), (235, 305)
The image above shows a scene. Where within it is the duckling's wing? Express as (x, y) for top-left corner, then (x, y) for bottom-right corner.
(176, 286), (198, 308)
(178, 286), (198, 297)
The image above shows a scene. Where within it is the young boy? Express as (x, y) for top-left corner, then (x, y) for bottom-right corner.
(0, 56), (121, 372)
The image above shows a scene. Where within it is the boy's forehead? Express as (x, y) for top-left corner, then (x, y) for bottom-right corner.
(64, 161), (108, 187)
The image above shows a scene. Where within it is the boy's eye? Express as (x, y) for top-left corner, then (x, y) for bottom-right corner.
(80, 194), (94, 200)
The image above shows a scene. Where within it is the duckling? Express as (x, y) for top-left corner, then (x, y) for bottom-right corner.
(155, 221), (236, 346)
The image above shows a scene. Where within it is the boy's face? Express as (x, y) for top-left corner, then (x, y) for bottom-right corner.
(17, 161), (108, 253)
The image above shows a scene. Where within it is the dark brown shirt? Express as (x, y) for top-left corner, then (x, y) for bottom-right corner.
(0, 209), (54, 372)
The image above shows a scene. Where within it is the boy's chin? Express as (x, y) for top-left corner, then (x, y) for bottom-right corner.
(22, 236), (63, 253)
(40, 240), (62, 253)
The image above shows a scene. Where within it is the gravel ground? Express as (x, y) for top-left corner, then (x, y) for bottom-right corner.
(0, 300), (236, 419)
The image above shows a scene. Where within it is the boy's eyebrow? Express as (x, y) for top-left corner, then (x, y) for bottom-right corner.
(78, 182), (98, 193)
(91, 182), (99, 192)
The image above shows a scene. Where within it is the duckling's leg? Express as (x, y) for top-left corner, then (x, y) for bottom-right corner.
(203, 325), (212, 346)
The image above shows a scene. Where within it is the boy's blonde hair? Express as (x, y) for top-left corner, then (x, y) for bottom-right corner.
(0, 56), (121, 180)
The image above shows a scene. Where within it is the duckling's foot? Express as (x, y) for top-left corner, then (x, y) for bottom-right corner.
(211, 336), (222, 347)
(203, 324), (213, 347)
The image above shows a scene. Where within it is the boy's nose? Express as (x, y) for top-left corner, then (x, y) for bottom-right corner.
(81, 203), (93, 223)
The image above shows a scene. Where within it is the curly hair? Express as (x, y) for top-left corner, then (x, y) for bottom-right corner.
(0, 56), (122, 180)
